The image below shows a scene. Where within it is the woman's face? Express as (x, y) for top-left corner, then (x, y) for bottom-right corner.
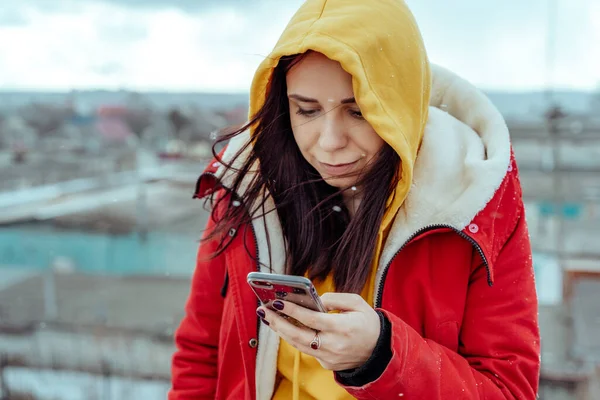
(286, 52), (385, 189)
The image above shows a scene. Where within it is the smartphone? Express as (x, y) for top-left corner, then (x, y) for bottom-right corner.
(247, 272), (327, 327)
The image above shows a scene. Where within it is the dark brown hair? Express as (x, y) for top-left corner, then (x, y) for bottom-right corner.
(207, 54), (400, 294)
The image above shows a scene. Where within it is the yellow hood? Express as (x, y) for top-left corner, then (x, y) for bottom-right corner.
(249, 0), (431, 230)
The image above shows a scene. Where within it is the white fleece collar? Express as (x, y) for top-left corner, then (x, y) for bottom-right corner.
(213, 64), (511, 400)
(376, 64), (511, 288)
(215, 135), (285, 400)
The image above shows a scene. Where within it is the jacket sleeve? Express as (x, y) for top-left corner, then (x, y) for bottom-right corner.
(338, 212), (541, 399)
(169, 213), (227, 400)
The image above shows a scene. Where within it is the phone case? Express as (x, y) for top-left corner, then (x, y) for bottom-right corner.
(247, 272), (327, 328)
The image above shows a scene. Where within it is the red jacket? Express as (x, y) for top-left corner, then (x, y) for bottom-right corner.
(169, 148), (540, 399)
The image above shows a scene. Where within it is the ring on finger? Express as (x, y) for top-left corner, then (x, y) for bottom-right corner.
(309, 331), (321, 350)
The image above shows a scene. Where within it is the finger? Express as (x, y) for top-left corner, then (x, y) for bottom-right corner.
(259, 306), (345, 364)
(271, 300), (335, 331)
(258, 306), (312, 336)
(257, 306), (287, 327)
(320, 293), (368, 312)
(258, 306), (316, 351)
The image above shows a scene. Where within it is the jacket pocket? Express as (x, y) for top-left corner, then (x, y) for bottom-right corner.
(433, 320), (459, 352)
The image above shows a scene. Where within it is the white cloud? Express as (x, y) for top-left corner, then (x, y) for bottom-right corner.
(0, 0), (597, 92)
(121, 5), (295, 92)
(0, 1), (301, 92)
(0, 3), (144, 89)
(554, 1), (600, 90)
(407, 0), (600, 91)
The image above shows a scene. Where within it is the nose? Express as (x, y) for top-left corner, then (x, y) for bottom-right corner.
(318, 113), (347, 152)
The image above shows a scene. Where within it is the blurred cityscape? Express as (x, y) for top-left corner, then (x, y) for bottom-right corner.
(0, 86), (599, 399)
(0, 90), (248, 400)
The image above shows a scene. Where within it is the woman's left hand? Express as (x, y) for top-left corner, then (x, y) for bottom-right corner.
(257, 293), (381, 371)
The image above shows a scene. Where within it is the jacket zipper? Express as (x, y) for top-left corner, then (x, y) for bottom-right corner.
(374, 224), (491, 308)
(248, 221), (262, 350)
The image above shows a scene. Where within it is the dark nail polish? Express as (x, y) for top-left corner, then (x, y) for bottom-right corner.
(256, 309), (266, 319)
(273, 300), (284, 311)
(261, 318), (270, 326)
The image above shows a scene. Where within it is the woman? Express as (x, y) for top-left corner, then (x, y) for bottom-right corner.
(170, 0), (540, 399)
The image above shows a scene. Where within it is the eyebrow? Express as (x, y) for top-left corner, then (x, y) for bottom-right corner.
(288, 94), (356, 104)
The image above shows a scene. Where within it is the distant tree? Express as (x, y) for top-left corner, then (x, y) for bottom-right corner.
(123, 108), (153, 137)
(168, 109), (191, 135)
(123, 92), (154, 137)
(545, 104), (567, 121)
(20, 104), (73, 135)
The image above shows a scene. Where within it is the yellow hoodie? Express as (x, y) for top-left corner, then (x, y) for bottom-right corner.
(248, 0), (431, 399)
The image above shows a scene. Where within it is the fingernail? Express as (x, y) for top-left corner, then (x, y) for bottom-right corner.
(256, 309), (266, 319)
(272, 300), (284, 311)
(261, 318), (270, 326)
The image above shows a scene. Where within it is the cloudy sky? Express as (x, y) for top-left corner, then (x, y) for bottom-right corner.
(0, 0), (598, 92)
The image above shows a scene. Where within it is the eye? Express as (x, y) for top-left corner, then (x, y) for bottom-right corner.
(349, 109), (364, 119)
(296, 108), (319, 117)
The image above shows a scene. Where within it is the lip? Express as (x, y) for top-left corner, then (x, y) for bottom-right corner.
(318, 160), (359, 176)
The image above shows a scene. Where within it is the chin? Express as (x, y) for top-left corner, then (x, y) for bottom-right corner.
(322, 175), (357, 189)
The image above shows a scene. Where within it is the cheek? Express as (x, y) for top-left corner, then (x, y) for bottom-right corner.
(291, 125), (316, 154)
(355, 128), (385, 154)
